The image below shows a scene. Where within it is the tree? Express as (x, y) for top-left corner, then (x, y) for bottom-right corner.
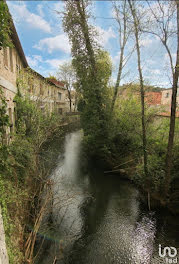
(143, 0), (179, 196)
(57, 62), (76, 112)
(128, 1), (149, 194)
(111, 0), (134, 111)
(165, 1), (179, 195)
(0, 89), (9, 144)
(63, 0), (112, 158)
(0, 1), (13, 48)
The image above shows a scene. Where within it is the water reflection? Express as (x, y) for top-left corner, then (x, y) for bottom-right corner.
(38, 131), (179, 264)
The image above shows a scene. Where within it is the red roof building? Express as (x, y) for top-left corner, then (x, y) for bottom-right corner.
(48, 79), (65, 89)
(145, 92), (162, 105)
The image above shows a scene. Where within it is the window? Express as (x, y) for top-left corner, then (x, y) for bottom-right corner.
(16, 54), (20, 74)
(58, 92), (62, 100)
(9, 48), (13, 72)
(8, 108), (13, 124)
(40, 83), (43, 95)
(58, 108), (63, 114)
(3, 47), (8, 67)
(165, 92), (169, 98)
(8, 108), (13, 134)
(28, 77), (34, 93)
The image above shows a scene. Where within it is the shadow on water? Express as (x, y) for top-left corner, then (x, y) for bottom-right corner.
(37, 130), (179, 264)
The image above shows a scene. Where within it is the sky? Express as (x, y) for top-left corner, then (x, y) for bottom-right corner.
(7, 1), (177, 88)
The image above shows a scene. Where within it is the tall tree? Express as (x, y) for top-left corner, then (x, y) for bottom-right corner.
(57, 62), (76, 112)
(165, 1), (179, 195)
(143, 0), (179, 195)
(111, 0), (134, 111)
(63, 0), (112, 158)
(128, 1), (149, 187)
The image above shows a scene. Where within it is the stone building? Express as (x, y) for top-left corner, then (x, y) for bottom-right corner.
(145, 92), (162, 106)
(161, 88), (179, 109)
(48, 78), (68, 114)
(18, 69), (68, 114)
(0, 15), (69, 141)
(0, 22), (28, 137)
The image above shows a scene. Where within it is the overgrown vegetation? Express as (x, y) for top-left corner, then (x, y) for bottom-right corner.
(0, 1), (13, 48)
(0, 1), (179, 262)
(63, 2), (113, 159)
(63, 0), (179, 210)
(0, 88), (65, 263)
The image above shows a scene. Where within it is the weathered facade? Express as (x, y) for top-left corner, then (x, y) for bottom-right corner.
(145, 92), (162, 106)
(48, 78), (69, 114)
(0, 22), (28, 137)
(0, 17), (69, 141)
(17, 70), (68, 114)
(161, 88), (179, 109)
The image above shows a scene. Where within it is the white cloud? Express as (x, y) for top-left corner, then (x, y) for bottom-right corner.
(34, 34), (71, 54)
(164, 53), (176, 65)
(95, 26), (116, 47)
(139, 38), (153, 47)
(26, 55), (43, 68)
(45, 58), (71, 69)
(37, 4), (44, 17)
(8, 3), (51, 33)
(53, 2), (65, 13)
(112, 51), (121, 64)
(150, 69), (161, 75)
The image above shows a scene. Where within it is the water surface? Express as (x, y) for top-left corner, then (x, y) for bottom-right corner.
(38, 130), (179, 264)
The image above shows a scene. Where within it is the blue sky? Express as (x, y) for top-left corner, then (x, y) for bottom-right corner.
(7, 1), (177, 88)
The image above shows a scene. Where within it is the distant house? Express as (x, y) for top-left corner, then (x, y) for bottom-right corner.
(159, 87), (179, 117)
(161, 88), (179, 107)
(145, 92), (162, 106)
(48, 78), (68, 114)
(117, 83), (179, 118)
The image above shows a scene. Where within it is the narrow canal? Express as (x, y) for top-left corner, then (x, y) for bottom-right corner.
(38, 130), (179, 264)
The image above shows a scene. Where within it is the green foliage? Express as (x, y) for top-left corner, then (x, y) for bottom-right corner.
(114, 95), (142, 149)
(0, 1), (13, 48)
(0, 174), (23, 263)
(0, 90), (64, 263)
(0, 89), (9, 139)
(57, 61), (76, 86)
(63, 3), (113, 158)
(15, 94), (38, 136)
(46, 75), (57, 81)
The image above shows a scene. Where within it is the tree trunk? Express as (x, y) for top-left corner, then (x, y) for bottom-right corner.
(67, 89), (72, 112)
(164, 0), (179, 196)
(128, 0), (148, 180)
(76, 0), (97, 78)
(111, 0), (127, 111)
(111, 45), (125, 111)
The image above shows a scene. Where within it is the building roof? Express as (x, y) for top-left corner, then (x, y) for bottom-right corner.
(25, 68), (66, 90)
(48, 79), (65, 89)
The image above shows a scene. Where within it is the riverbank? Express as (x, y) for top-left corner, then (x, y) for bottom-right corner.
(0, 116), (80, 264)
(104, 160), (179, 215)
(35, 130), (179, 264)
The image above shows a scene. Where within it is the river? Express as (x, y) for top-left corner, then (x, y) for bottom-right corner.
(38, 130), (179, 264)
